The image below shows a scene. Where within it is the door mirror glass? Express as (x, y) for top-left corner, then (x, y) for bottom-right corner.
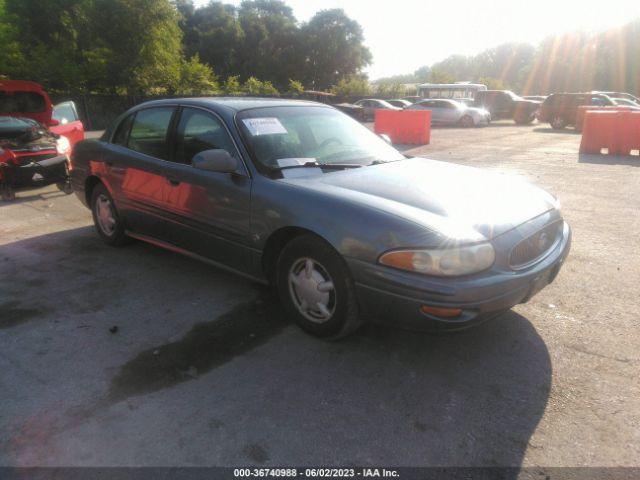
(192, 149), (238, 173)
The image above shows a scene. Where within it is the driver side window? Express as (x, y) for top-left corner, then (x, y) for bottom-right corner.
(174, 108), (237, 165)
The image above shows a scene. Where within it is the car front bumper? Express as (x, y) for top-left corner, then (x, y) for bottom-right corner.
(1, 154), (69, 188)
(347, 221), (571, 331)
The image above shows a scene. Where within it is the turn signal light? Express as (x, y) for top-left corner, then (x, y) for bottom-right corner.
(420, 305), (462, 318)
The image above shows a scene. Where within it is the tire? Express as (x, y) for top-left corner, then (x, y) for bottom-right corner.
(276, 234), (361, 338)
(56, 181), (73, 195)
(459, 115), (474, 128)
(56, 162), (73, 194)
(90, 183), (129, 246)
(551, 115), (567, 130)
(515, 114), (534, 125)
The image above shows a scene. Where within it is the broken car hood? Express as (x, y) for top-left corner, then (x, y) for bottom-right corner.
(0, 80), (53, 126)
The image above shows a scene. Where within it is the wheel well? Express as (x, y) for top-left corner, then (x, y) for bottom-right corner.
(84, 176), (102, 205)
(261, 227), (318, 284)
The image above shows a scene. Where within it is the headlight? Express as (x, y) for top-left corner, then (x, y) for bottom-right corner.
(56, 135), (71, 155)
(379, 243), (495, 277)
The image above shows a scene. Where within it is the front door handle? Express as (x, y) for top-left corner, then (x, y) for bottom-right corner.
(166, 177), (181, 186)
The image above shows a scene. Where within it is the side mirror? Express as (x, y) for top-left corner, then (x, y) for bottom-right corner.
(192, 149), (238, 174)
(49, 119), (60, 126)
(379, 134), (392, 144)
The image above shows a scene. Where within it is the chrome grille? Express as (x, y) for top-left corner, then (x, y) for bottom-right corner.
(509, 221), (562, 269)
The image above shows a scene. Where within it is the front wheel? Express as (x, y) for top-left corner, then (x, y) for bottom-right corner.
(514, 114), (535, 125)
(459, 115), (475, 128)
(91, 183), (129, 246)
(551, 115), (567, 130)
(276, 235), (361, 338)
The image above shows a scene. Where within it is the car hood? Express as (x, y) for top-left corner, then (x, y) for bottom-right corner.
(0, 80), (53, 126)
(0, 116), (55, 149)
(279, 157), (556, 241)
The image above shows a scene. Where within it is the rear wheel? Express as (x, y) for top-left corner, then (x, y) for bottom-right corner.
(551, 115), (567, 130)
(515, 114), (535, 125)
(276, 235), (361, 338)
(459, 115), (474, 128)
(90, 183), (129, 246)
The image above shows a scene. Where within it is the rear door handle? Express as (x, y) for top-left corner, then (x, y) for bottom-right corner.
(166, 176), (181, 186)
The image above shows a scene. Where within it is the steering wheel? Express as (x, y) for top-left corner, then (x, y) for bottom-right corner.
(318, 137), (343, 149)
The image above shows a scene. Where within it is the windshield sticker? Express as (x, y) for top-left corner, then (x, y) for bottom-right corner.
(242, 117), (288, 136)
(276, 158), (316, 168)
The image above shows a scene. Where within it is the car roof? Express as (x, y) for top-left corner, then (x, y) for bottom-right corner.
(133, 96), (327, 114)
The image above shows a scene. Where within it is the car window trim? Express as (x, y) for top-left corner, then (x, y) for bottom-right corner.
(107, 103), (249, 177)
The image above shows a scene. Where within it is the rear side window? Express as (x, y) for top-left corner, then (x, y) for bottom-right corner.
(112, 114), (134, 146)
(127, 107), (175, 160)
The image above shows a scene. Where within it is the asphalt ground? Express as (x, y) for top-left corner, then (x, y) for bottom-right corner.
(1, 121), (638, 467)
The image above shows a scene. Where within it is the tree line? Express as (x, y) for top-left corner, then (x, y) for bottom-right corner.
(374, 20), (640, 96)
(0, 0), (372, 95)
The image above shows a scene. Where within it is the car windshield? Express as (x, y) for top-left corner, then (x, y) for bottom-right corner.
(237, 106), (405, 170)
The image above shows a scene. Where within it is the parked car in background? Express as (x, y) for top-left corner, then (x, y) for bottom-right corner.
(472, 90), (540, 124)
(611, 98), (640, 108)
(387, 99), (412, 109)
(407, 99), (490, 127)
(353, 99), (401, 121)
(592, 91), (640, 105)
(402, 96), (422, 104)
(71, 98), (570, 338)
(0, 80), (85, 200)
(523, 95), (547, 102)
(333, 102), (365, 121)
(537, 93), (616, 129)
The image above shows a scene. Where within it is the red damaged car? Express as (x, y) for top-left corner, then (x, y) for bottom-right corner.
(0, 80), (85, 200)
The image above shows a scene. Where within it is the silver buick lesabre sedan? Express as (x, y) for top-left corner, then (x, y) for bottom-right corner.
(71, 98), (571, 338)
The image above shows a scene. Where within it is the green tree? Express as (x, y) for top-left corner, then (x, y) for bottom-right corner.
(223, 75), (245, 95)
(428, 69), (455, 84)
(178, 0), (244, 80)
(177, 54), (221, 94)
(3, 0), (92, 91)
(93, 0), (184, 94)
(375, 82), (407, 98)
(331, 75), (371, 97)
(287, 79), (304, 95)
(301, 9), (372, 90)
(236, 0), (300, 89)
(0, 0), (24, 78)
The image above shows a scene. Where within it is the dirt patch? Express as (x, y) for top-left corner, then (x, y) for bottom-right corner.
(0, 301), (42, 329)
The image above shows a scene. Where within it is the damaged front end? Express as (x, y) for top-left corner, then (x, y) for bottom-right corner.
(0, 116), (71, 201)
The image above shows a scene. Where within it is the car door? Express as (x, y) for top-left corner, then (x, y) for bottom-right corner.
(362, 101), (376, 121)
(160, 106), (252, 273)
(426, 101), (446, 124)
(438, 101), (460, 124)
(50, 101), (85, 147)
(102, 106), (177, 240)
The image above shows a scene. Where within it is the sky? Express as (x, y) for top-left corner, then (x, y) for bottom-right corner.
(193, 0), (640, 79)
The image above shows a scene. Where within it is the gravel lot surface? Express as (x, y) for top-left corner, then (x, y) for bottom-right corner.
(1, 121), (638, 467)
